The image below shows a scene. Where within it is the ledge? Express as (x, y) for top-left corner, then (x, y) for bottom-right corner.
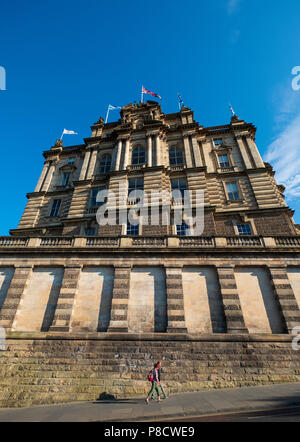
(0, 235), (300, 252)
(3, 331), (296, 343)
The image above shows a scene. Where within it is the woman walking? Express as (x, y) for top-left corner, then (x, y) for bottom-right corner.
(145, 361), (162, 404)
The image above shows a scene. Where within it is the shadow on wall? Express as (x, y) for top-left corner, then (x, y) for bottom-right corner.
(153, 268), (167, 333)
(203, 269), (227, 334)
(256, 268), (286, 334)
(97, 270), (114, 332)
(0, 268), (14, 311)
(41, 269), (64, 331)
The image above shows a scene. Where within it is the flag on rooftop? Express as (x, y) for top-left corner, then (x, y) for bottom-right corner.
(108, 104), (122, 111)
(142, 86), (162, 100)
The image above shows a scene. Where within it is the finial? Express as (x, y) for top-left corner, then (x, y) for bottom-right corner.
(229, 103), (235, 116)
(229, 103), (239, 121)
(54, 139), (63, 148)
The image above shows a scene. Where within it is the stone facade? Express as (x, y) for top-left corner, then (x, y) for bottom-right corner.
(0, 101), (300, 407)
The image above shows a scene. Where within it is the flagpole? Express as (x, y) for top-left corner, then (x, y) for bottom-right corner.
(60, 130), (65, 140)
(141, 86), (143, 104)
(105, 105), (110, 124)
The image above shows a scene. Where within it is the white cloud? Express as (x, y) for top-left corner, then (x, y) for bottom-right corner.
(227, 0), (241, 15)
(264, 112), (300, 200)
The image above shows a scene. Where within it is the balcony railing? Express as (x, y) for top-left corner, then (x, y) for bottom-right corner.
(226, 236), (263, 247)
(275, 236), (300, 247)
(0, 237), (28, 247)
(40, 237), (73, 247)
(0, 236), (299, 250)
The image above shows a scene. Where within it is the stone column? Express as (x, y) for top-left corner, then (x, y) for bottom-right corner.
(245, 135), (265, 168)
(156, 134), (162, 166)
(268, 267), (300, 334)
(107, 265), (131, 333)
(41, 162), (56, 192)
(216, 266), (248, 334)
(123, 139), (130, 170)
(79, 149), (91, 180)
(235, 135), (253, 170)
(114, 140), (123, 171)
(34, 162), (49, 192)
(165, 266), (188, 333)
(0, 265), (33, 330)
(86, 149), (98, 180)
(49, 264), (81, 332)
(183, 136), (193, 168)
(147, 136), (152, 167)
(191, 136), (203, 167)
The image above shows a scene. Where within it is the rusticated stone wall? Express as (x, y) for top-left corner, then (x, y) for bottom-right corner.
(0, 333), (300, 408)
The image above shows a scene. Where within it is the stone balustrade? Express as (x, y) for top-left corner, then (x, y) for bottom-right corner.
(0, 235), (299, 249)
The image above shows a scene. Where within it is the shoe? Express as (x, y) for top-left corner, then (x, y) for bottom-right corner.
(145, 398), (149, 405)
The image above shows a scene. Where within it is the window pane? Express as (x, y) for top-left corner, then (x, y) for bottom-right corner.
(214, 138), (223, 146)
(61, 173), (70, 186)
(226, 183), (239, 200)
(169, 147), (184, 166)
(99, 155), (111, 174)
(219, 155), (230, 168)
(90, 188), (105, 207)
(171, 179), (187, 197)
(68, 157), (75, 164)
(237, 224), (252, 236)
(84, 229), (96, 236)
(50, 199), (61, 217)
(127, 223), (139, 236)
(128, 178), (144, 191)
(176, 223), (189, 236)
(132, 146), (145, 165)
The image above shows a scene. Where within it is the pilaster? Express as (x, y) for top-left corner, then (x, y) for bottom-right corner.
(49, 264), (82, 332)
(79, 149), (91, 180)
(0, 266), (33, 330)
(268, 266), (300, 334)
(183, 135), (193, 168)
(107, 265), (131, 333)
(165, 266), (188, 333)
(86, 148), (98, 180)
(41, 162), (56, 192)
(216, 266), (248, 334)
(34, 162), (49, 192)
(235, 135), (253, 170)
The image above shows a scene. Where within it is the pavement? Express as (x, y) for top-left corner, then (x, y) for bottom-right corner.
(0, 383), (300, 422)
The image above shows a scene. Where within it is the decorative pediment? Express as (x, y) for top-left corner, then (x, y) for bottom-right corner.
(214, 142), (232, 152)
(59, 164), (77, 172)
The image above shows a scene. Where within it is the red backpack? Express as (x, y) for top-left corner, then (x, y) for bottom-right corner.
(147, 369), (154, 382)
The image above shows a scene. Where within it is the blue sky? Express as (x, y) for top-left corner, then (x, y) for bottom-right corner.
(1, 0), (300, 234)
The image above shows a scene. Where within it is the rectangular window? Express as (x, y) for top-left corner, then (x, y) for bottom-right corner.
(50, 199), (61, 217)
(128, 178), (144, 200)
(127, 222), (139, 236)
(68, 157), (75, 165)
(214, 138), (223, 146)
(171, 179), (188, 197)
(84, 229), (96, 236)
(218, 155), (230, 168)
(237, 224), (252, 236)
(128, 178), (144, 192)
(89, 188), (105, 207)
(61, 173), (70, 186)
(176, 223), (189, 236)
(226, 182), (240, 201)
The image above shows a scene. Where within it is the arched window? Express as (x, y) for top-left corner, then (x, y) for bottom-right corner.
(169, 147), (184, 166)
(131, 146), (145, 165)
(99, 154), (111, 174)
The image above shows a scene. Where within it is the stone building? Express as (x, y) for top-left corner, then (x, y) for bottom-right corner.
(1, 101), (300, 407)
